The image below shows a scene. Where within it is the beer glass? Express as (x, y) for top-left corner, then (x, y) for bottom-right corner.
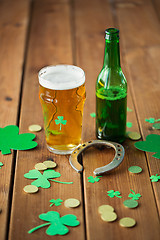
(38, 65), (86, 154)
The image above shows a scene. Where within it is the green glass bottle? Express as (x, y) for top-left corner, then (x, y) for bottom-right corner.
(96, 28), (127, 143)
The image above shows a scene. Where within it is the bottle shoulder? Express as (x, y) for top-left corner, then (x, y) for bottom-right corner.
(96, 67), (127, 91)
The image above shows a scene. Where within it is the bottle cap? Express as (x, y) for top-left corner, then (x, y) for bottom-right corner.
(105, 28), (119, 41)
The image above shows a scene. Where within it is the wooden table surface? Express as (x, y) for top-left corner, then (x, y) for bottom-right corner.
(0, 0), (160, 239)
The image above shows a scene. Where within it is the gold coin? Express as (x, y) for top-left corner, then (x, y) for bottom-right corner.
(64, 198), (80, 208)
(23, 185), (38, 194)
(101, 211), (117, 222)
(98, 205), (114, 214)
(123, 199), (138, 208)
(35, 163), (47, 171)
(127, 132), (141, 140)
(128, 166), (142, 174)
(119, 217), (136, 228)
(28, 124), (42, 132)
(43, 160), (57, 169)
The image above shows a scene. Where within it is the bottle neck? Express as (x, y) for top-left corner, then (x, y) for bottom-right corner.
(103, 39), (121, 69)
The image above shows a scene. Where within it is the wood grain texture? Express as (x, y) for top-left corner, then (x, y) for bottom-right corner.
(1, 0), (159, 239)
(0, 0), (30, 239)
(9, 0), (85, 239)
(152, 0), (160, 18)
(124, 47), (160, 212)
(74, 0), (160, 239)
(114, 0), (160, 49)
(114, 0), (160, 213)
(74, 0), (114, 140)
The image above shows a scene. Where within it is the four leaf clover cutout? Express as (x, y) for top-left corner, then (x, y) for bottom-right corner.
(50, 199), (63, 207)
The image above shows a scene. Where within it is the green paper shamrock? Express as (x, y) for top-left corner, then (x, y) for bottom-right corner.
(127, 107), (133, 112)
(145, 118), (160, 123)
(24, 169), (61, 188)
(0, 125), (37, 155)
(50, 199), (63, 207)
(126, 122), (132, 128)
(28, 211), (80, 236)
(24, 169), (73, 188)
(150, 174), (160, 182)
(128, 189), (141, 200)
(135, 134), (160, 159)
(0, 162), (3, 169)
(88, 176), (102, 183)
(90, 112), (96, 118)
(107, 190), (122, 198)
(55, 116), (67, 131)
(145, 118), (155, 123)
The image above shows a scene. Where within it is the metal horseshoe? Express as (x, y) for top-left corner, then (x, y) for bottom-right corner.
(69, 140), (125, 176)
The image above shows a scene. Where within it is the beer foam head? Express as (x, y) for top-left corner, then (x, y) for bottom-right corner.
(38, 65), (85, 90)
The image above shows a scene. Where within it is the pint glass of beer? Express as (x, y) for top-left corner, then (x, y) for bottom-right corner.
(38, 65), (86, 154)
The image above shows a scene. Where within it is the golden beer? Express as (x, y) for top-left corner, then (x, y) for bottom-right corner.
(38, 65), (86, 154)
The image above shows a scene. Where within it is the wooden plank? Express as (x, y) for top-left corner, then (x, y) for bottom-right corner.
(124, 47), (160, 212)
(74, 0), (114, 140)
(9, 0), (85, 239)
(74, 0), (160, 239)
(0, 0), (30, 239)
(114, 0), (160, 212)
(113, 0), (160, 49)
(152, 0), (160, 18)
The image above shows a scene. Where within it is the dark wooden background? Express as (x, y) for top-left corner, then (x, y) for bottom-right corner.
(0, 0), (160, 239)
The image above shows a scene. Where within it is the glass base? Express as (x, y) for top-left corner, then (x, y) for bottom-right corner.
(47, 144), (78, 155)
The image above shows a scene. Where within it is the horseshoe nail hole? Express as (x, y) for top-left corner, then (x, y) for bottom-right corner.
(82, 144), (86, 147)
(73, 151), (76, 154)
(118, 148), (122, 151)
(117, 144), (121, 148)
(5, 96), (12, 101)
(88, 141), (92, 143)
(77, 147), (81, 150)
(117, 153), (121, 156)
(116, 157), (120, 160)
